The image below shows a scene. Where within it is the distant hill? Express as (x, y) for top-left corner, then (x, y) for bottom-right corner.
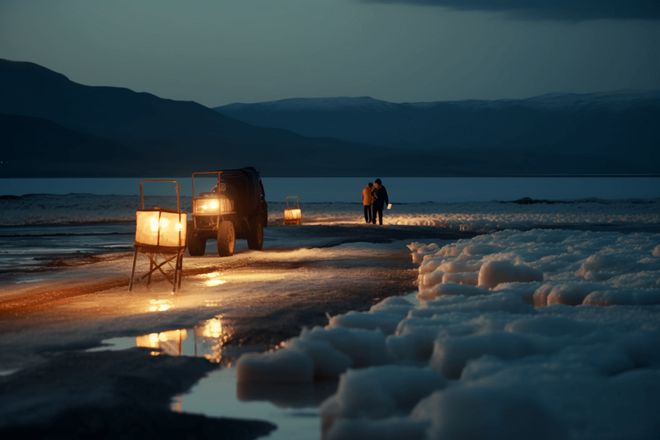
(2, 58), (658, 176)
(0, 113), (131, 176)
(217, 94), (660, 174)
(0, 59), (382, 177)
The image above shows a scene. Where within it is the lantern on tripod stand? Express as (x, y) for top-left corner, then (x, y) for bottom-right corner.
(283, 195), (302, 225)
(129, 180), (187, 292)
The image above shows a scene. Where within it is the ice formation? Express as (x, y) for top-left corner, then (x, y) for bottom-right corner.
(236, 229), (660, 439)
(410, 229), (660, 305)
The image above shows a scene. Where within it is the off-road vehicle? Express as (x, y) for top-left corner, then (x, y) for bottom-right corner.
(187, 168), (267, 256)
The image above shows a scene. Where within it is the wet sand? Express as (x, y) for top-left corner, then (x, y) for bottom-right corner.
(0, 349), (275, 439)
(0, 224), (470, 436)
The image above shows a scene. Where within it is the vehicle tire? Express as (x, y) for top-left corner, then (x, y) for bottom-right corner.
(187, 229), (206, 256)
(247, 219), (264, 250)
(217, 220), (235, 257)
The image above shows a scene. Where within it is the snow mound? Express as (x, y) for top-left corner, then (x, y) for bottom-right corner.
(412, 229), (660, 306)
(430, 331), (544, 379)
(296, 327), (390, 369)
(321, 366), (446, 432)
(478, 260), (543, 288)
(411, 387), (563, 440)
(418, 282), (487, 301)
(285, 338), (352, 379)
(324, 417), (427, 440)
(236, 349), (313, 383)
(237, 326), (390, 382)
(236, 229), (660, 439)
(237, 299), (420, 382)
(328, 297), (414, 335)
(583, 288), (660, 306)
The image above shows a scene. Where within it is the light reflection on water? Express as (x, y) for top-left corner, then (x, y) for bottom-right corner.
(92, 315), (229, 364)
(137, 316), (227, 364)
(90, 315), (332, 439)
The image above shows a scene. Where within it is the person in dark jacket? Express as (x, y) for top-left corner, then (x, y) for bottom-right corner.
(371, 178), (389, 225)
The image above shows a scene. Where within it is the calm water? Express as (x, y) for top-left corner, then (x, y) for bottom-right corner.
(2, 177), (659, 202)
(2, 177), (658, 282)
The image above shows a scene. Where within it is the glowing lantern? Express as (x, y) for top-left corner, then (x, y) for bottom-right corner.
(129, 180), (187, 292)
(284, 195), (302, 225)
(135, 210), (187, 248)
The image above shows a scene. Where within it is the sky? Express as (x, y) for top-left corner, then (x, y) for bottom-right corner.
(1, 0), (659, 106)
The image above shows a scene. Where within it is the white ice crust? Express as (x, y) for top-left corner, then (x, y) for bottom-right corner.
(236, 229), (660, 439)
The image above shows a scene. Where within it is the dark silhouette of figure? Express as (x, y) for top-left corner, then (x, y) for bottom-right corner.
(371, 178), (389, 225)
(362, 182), (374, 223)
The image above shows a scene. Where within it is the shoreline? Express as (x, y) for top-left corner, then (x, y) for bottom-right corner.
(0, 223), (463, 436)
(1, 220), (658, 437)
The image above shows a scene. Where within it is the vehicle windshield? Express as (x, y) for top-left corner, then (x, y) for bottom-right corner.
(210, 182), (227, 193)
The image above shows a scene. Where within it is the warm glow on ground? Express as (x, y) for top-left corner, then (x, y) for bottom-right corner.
(200, 271), (228, 287)
(147, 298), (173, 312)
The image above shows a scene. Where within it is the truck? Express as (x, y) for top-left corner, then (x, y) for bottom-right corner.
(187, 167), (267, 256)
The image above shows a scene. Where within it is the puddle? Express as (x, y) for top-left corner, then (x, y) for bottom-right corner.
(89, 315), (237, 364)
(174, 367), (334, 440)
(90, 314), (335, 439)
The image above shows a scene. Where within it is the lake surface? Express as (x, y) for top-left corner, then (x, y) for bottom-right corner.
(2, 177), (659, 202)
(2, 177), (658, 282)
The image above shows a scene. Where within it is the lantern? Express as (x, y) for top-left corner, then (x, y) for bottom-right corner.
(135, 209), (187, 248)
(129, 180), (187, 292)
(284, 195), (302, 225)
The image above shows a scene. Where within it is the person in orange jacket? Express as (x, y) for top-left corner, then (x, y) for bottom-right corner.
(361, 182), (374, 223)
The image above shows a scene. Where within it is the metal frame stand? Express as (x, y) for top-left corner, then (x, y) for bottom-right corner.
(128, 180), (186, 293)
(129, 247), (184, 292)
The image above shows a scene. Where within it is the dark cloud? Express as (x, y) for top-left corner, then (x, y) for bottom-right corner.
(361, 0), (660, 20)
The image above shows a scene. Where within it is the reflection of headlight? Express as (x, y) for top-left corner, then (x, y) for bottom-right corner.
(194, 197), (233, 215)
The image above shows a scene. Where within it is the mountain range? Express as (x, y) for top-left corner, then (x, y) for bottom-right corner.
(1, 58), (658, 177)
(0, 59), (381, 177)
(217, 94), (660, 174)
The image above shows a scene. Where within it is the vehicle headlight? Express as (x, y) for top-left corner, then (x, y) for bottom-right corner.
(194, 197), (233, 215)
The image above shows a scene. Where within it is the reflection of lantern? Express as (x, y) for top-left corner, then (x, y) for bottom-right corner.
(201, 317), (223, 339)
(131, 315), (227, 363)
(129, 180), (187, 292)
(284, 195), (302, 225)
(136, 329), (187, 357)
(195, 316), (226, 363)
